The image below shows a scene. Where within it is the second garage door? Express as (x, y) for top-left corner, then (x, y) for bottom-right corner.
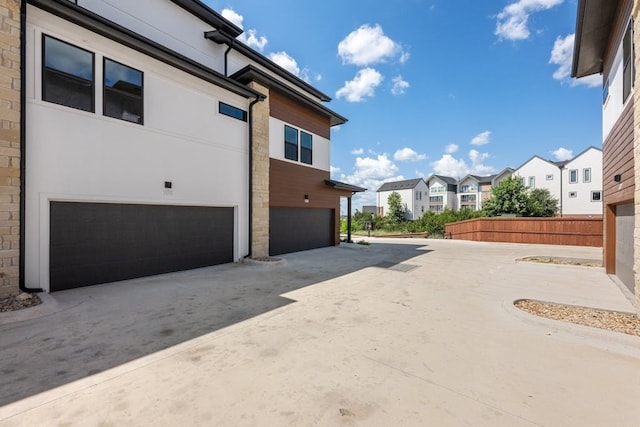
(50, 202), (234, 291)
(269, 208), (334, 256)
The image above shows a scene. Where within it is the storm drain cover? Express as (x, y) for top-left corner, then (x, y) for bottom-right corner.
(374, 261), (419, 273)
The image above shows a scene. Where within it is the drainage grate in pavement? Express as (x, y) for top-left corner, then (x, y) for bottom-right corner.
(374, 261), (419, 273)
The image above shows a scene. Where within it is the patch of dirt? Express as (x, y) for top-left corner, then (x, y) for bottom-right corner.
(0, 293), (42, 312)
(519, 256), (602, 267)
(515, 299), (640, 337)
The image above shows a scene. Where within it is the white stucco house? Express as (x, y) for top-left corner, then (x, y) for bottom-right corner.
(376, 178), (428, 220)
(561, 147), (603, 216)
(8, 0), (362, 294)
(425, 175), (458, 212)
(457, 174), (500, 211)
(513, 156), (564, 202)
(513, 148), (602, 216)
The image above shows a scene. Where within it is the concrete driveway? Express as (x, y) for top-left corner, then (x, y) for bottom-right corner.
(0, 238), (638, 426)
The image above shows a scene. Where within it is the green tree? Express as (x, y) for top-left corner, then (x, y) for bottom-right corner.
(483, 176), (529, 217)
(387, 191), (406, 223)
(526, 188), (559, 217)
(484, 176), (559, 217)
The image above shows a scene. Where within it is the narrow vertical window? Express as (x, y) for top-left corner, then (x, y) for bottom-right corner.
(42, 35), (94, 112)
(300, 131), (312, 165)
(583, 168), (591, 183)
(284, 125), (298, 161)
(104, 58), (143, 124)
(569, 169), (578, 183)
(623, 20), (633, 103)
(528, 176), (535, 188)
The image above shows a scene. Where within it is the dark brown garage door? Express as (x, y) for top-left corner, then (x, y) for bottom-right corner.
(269, 207), (333, 256)
(50, 202), (234, 291)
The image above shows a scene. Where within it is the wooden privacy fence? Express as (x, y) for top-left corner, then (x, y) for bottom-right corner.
(444, 217), (603, 247)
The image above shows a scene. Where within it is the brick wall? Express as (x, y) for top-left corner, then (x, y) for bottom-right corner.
(248, 82), (270, 259)
(0, 0), (21, 296)
(633, 0), (640, 313)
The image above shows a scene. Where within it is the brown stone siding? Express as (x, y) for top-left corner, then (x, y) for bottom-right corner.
(248, 82), (270, 259)
(0, 0), (21, 296)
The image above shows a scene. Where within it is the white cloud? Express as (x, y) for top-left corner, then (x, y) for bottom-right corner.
(221, 8), (268, 51)
(394, 147), (427, 162)
(431, 155), (469, 179)
(445, 143), (459, 154)
(269, 51), (300, 76)
(391, 75), (410, 95)
(469, 149), (496, 175)
(330, 165), (341, 175)
(338, 24), (405, 66)
(221, 8), (243, 28)
(416, 170), (426, 178)
(351, 148), (364, 155)
(495, 0), (563, 41)
(550, 34), (602, 87)
(338, 154), (404, 208)
(470, 130), (491, 146)
(551, 147), (573, 161)
(336, 68), (383, 102)
(431, 150), (496, 179)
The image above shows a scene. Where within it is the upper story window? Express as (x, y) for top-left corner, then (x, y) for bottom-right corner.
(583, 168), (591, 183)
(528, 176), (535, 188)
(623, 19), (634, 103)
(284, 125), (314, 165)
(569, 169), (578, 183)
(104, 58), (143, 124)
(603, 79), (610, 105)
(546, 174), (554, 180)
(300, 131), (312, 165)
(431, 185), (444, 194)
(284, 125), (298, 161)
(42, 35), (94, 112)
(219, 102), (247, 121)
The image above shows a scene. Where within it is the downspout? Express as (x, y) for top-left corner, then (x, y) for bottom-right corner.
(559, 166), (563, 217)
(224, 42), (233, 76)
(19, 1), (43, 293)
(244, 95), (264, 259)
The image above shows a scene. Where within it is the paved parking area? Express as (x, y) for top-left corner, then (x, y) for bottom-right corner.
(0, 238), (638, 426)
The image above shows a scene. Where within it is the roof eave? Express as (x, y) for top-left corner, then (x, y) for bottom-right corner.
(571, 0), (619, 78)
(231, 65), (347, 126)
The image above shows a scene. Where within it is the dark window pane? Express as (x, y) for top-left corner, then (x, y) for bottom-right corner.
(300, 131), (312, 164)
(43, 35), (94, 112)
(284, 125), (298, 161)
(623, 21), (632, 102)
(104, 58), (143, 124)
(219, 102), (247, 121)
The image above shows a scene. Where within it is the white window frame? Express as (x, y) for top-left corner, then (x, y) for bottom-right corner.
(546, 174), (553, 180)
(591, 190), (601, 202)
(583, 168), (591, 183)
(569, 191), (577, 198)
(569, 169), (578, 184)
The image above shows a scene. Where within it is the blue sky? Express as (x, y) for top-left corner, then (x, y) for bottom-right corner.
(203, 0), (602, 209)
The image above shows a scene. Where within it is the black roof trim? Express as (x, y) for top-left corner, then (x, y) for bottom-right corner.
(572, 0), (619, 78)
(231, 65), (347, 126)
(29, 0), (262, 100)
(325, 179), (366, 193)
(169, 0), (242, 38)
(230, 42), (332, 102)
(376, 178), (424, 192)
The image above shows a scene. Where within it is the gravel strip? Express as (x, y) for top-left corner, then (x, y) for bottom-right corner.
(515, 299), (640, 337)
(0, 293), (41, 312)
